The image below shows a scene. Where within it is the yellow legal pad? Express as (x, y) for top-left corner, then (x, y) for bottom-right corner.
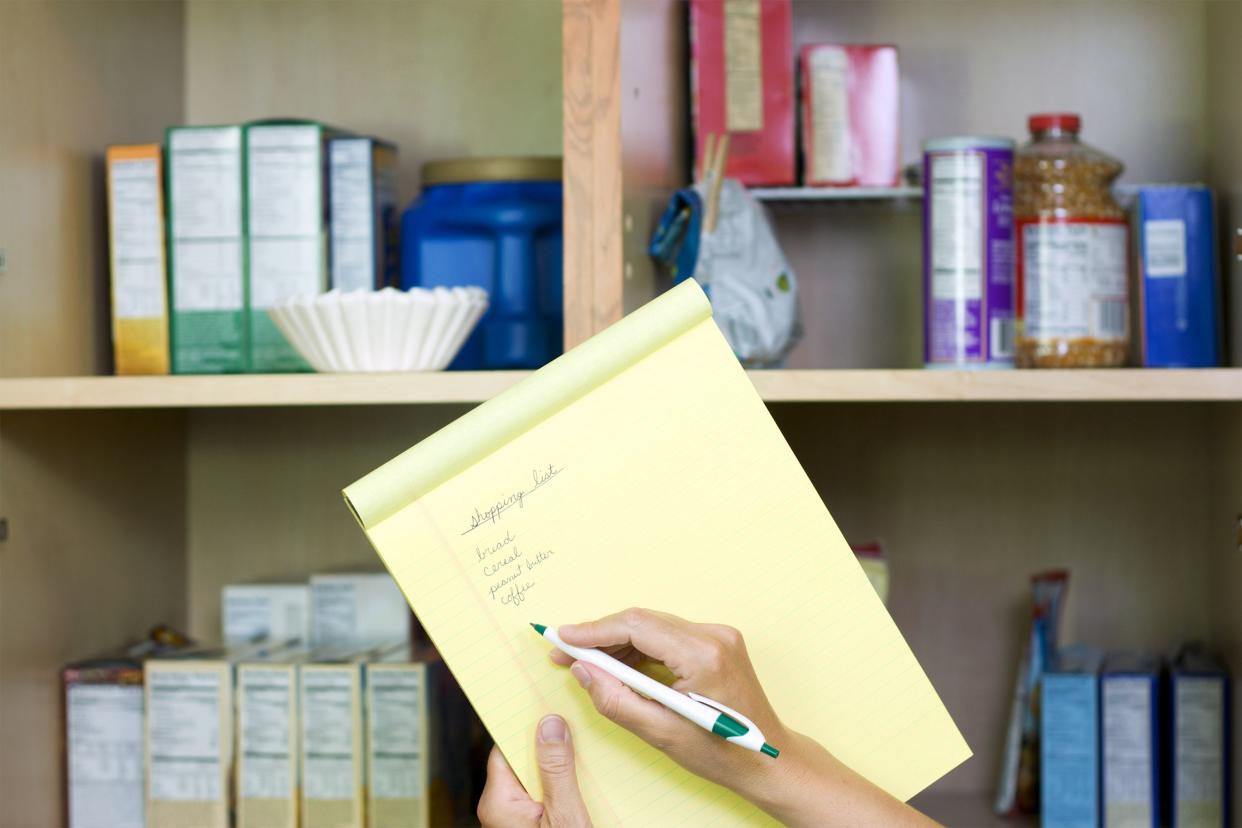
(344, 281), (970, 825)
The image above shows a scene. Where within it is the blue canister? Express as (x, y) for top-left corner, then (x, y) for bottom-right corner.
(400, 157), (563, 369)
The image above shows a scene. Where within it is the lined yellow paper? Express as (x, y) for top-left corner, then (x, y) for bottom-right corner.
(345, 281), (969, 825)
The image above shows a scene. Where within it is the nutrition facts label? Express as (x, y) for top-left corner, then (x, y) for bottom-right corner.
(930, 153), (984, 303)
(808, 47), (851, 183)
(368, 669), (424, 799)
(723, 0), (762, 131)
(67, 684), (145, 828)
(108, 158), (165, 320)
(1103, 677), (1153, 823)
(147, 670), (223, 802)
(301, 669), (358, 800)
(239, 668), (294, 800)
(1175, 678), (1224, 824)
(1020, 220), (1127, 341)
(169, 127), (243, 313)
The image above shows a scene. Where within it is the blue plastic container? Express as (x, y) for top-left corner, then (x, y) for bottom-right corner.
(400, 157), (563, 370)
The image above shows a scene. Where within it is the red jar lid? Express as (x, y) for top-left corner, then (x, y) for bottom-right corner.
(1029, 113), (1081, 133)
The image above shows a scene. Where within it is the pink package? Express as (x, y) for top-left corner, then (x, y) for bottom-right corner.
(690, 0), (796, 186)
(800, 44), (900, 187)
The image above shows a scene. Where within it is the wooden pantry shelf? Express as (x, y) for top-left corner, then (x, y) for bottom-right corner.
(0, 372), (531, 409)
(1, 369), (1240, 410)
(749, 368), (1242, 402)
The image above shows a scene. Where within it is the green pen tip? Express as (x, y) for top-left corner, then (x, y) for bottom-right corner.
(531, 623), (547, 635)
(761, 743), (780, 758)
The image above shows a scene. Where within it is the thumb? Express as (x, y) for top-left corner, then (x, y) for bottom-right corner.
(535, 715), (591, 826)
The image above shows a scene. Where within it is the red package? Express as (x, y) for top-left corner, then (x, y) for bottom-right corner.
(800, 44), (900, 187)
(690, 0), (795, 186)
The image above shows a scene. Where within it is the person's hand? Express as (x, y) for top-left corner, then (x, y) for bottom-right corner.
(550, 608), (937, 828)
(551, 608), (787, 805)
(477, 714), (593, 828)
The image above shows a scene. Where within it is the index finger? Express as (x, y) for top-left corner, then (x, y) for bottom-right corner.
(558, 608), (697, 675)
(483, 745), (528, 799)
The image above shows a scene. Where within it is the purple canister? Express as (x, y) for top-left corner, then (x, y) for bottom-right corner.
(922, 137), (1015, 367)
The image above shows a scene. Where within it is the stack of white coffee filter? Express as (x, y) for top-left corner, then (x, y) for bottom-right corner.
(268, 286), (489, 372)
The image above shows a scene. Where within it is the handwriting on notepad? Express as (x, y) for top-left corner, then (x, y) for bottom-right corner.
(462, 464), (564, 535)
(464, 465), (563, 607)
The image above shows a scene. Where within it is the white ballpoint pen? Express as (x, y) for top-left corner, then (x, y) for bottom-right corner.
(532, 623), (779, 758)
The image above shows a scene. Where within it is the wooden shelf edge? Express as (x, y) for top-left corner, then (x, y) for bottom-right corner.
(0, 369), (1239, 410)
(750, 369), (1242, 402)
(0, 372), (533, 410)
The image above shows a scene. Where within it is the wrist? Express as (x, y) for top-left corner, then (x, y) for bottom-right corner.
(738, 728), (834, 826)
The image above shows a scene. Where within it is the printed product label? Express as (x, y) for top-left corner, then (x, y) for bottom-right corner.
(1144, 219), (1187, 278)
(330, 139), (376, 292)
(224, 588), (308, 645)
(248, 126), (321, 238)
(147, 670), (223, 802)
(808, 48), (850, 183)
(240, 668), (294, 800)
(171, 241), (243, 312)
(927, 151), (1003, 364)
(170, 128), (244, 317)
(67, 684), (145, 828)
(723, 0), (762, 132)
(301, 669), (357, 800)
(1175, 678), (1224, 825)
(248, 126), (324, 316)
(1019, 219), (1127, 342)
(368, 669), (424, 799)
(109, 158), (165, 320)
(1103, 678), (1152, 826)
(250, 238), (322, 308)
(170, 128), (242, 240)
(312, 581), (359, 646)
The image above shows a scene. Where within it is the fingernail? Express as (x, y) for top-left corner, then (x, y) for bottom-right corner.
(570, 662), (591, 688)
(539, 715), (567, 743)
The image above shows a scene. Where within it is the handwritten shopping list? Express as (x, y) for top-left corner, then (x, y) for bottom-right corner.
(357, 312), (970, 826)
(466, 464), (563, 608)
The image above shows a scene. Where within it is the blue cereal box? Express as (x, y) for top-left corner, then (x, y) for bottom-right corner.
(1041, 646), (1102, 828)
(1133, 185), (1221, 367)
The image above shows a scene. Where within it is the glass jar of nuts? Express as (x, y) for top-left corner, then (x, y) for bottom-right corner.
(1014, 113), (1129, 367)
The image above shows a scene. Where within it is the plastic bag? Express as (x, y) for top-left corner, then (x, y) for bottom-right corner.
(650, 179), (800, 367)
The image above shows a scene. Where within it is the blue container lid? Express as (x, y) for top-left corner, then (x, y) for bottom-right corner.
(421, 156), (561, 186)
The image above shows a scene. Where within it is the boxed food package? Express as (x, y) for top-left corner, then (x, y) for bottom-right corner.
(1101, 654), (1161, 827)
(221, 582), (311, 646)
(144, 656), (234, 828)
(246, 120), (346, 372)
(1040, 646), (1102, 827)
(1132, 184), (1221, 367)
(64, 657), (147, 828)
(363, 652), (488, 827)
(310, 572), (412, 649)
(690, 0), (794, 186)
(800, 44), (900, 187)
(167, 125), (247, 373)
(299, 658), (365, 827)
(105, 144), (170, 375)
(236, 658), (302, 828)
(1168, 647), (1230, 827)
(329, 137), (400, 292)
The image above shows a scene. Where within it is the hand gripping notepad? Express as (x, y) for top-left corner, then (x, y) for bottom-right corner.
(344, 281), (969, 825)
